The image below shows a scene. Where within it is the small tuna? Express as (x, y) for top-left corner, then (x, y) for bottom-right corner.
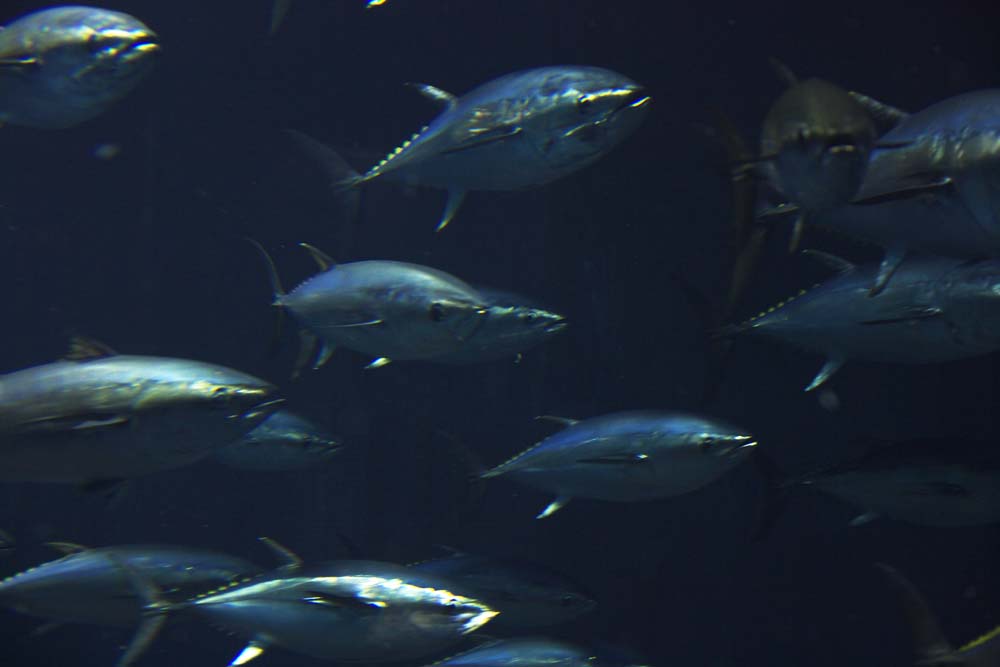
(410, 552), (595, 630)
(878, 563), (1000, 667)
(252, 241), (491, 373)
(431, 288), (567, 364)
(214, 410), (342, 471)
(723, 251), (1000, 391)
(0, 6), (159, 129)
(754, 63), (877, 251)
(116, 556), (499, 667)
(306, 66), (649, 230)
(755, 438), (1000, 535)
(0, 543), (258, 628)
(428, 638), (596, 667)
(0, 337), (281, 487)
(482, 412), (756, 518)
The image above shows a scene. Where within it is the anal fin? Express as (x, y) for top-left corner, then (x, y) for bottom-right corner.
(436, 189), (466, 232)
(230, 640), (268, 666)
(805, 357), (844, 392)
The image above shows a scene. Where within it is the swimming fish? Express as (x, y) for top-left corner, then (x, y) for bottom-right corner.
(754, 62), (877, 252)
(0, 5), (159, 129)
(252, 241), (490, 374)
(0, 337), (281, 487)
(214, 409), (342, 471)
(722, 251), (1000, 391)
(482, 411), (756, 518)
(410, 552), (595, 630)
(427, 638), (596, 667)
(755, 438), (1000, 535)
(877, 563), (1000, 667)
(116, 556), (499, 666)
(0, 543), (259, 629)
(310, 66), (650, 230)
(430, 287), (567, 364)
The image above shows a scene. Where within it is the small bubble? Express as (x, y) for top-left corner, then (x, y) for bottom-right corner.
(818, 389), (840, 412)
(93, 143), (122, 160)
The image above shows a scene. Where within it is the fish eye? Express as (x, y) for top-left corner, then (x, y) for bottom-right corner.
(210, 386), (234, 403)
(576, 95), (593, 113)
(522, 313), (537, 325)
(429, 302), (446, 322)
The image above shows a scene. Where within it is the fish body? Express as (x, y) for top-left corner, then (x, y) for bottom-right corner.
(333, 66), (649, 229)
(158, 560), (498, 663)
(801, 438), (1000, 527)
(431, 288), (567, 363)
(410, 553), (595, 630)
(280, 258), (489, 364)
(0, 339), (280, 483)
(431, 638), (594, 667)
(0, 6), (159, 128)
(0, 544), (258, 627)
(728, 254), (1000, 389)
(482, 411), (756, 518)
(214, 410), (342, 471)
(761, 78), (876, 216)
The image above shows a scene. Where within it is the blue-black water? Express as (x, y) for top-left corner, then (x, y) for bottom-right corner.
(1, 1), (999, 666)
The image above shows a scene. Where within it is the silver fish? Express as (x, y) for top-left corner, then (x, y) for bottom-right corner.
(482, 411), (756, 518)
(116, 557), (498, 666)
(0, 337), (281, 485)
(0, 5), (159, 129)
(410, 552), (595, 630)
(253, 241), (490, 373)
(723, 251), (1000, 391)
(214, 409), (342, 471)
(428, 638), (595, 667)
(0, 543), (258, 628)
(311, 65), (649, 230)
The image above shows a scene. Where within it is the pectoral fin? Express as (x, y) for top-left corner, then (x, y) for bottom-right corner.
(442, 125), (523, 155)
(804, 357), (844, 392)
(534, 415), (580, 427)
(45, 541), (89, 555)
(848, 511), (880, 527)
(0, 56), (38, 69)
(366, 357), (392, 370)
(536, 496), (571, 519)
(859, 306), (943, 326)
(801, 249), (856, 275)
(851, 175), (952, 207)
(577, 454), (649, 465)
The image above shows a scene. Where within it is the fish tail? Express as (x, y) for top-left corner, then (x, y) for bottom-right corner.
(245, 239), (287, 358)
(283, 129), (363, 221)
(750, 450), (790, 542)
(101, 554), (172, 667)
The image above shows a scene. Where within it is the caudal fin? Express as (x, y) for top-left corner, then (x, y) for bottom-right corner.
(875, 564), (956, 665)
(101, 554), (171, 667)
(283, 130), (362, 224)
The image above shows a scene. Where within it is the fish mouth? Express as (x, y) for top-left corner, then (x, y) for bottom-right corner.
(545, 319), (569, 334)
(611, 88), (652, 117)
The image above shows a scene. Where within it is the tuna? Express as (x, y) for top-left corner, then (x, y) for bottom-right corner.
(0, 6), (159, 128)
(213, 410), (342, 471)
(482, 411), (756, 518)
(724, 251), (1000, 391)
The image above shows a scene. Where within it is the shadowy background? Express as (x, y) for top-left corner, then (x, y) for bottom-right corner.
(1, 1), (1000, 665)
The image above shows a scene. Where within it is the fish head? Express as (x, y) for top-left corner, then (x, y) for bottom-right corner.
(424, 296), (492, 343)
(762, 79), (876, 211)
(692, 431), (758, 461)
(530, 67), (651, 169)
(131, 362), (282, 433)
(474, 304), (567, 343)
(21, 8), (159, 107)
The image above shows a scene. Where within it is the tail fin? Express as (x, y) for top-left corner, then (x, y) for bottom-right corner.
(283, 129), (362, 224)
(875, 564), (956, 665)
(245, 239), (286, 358)
(102, 554), (171, 667)
(750, 451), (791, 542)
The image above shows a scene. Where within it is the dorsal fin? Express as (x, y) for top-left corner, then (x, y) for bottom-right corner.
(298, 243), (336, 272)
(535, 415), (579, 427)
(768, 57), (799, 87)
(258, 536), (303, 570)
(801, 249), (856, 275)
(45, 541), (89, 555)
(406, 82), (458, 110)
(64, 337), (117, 361)
(848, 91), (909, 132)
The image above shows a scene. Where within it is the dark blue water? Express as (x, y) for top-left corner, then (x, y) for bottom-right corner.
(1, 1), (999, 666)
